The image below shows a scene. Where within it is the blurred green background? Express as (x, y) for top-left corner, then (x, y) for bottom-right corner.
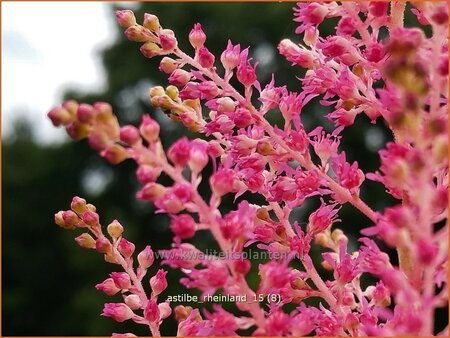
(2, 2), (446, 336)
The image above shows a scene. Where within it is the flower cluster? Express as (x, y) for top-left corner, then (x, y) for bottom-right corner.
(49, 2), (448, 336)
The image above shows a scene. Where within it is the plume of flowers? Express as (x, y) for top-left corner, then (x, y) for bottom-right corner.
(49, 2), (448, 336)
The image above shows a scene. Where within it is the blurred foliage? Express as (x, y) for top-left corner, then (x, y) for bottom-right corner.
(3, 2), (445, 336)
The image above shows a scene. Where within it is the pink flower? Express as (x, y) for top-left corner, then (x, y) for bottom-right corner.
(308, 200), (341, 235)
(101, 303), (134, 322)
(170, 214), (196, 239)
(210, 168), (236, 196)
(331, 152), (364, 192)
(294, 3), (329, 33)
(278, 39), (316, 68)
(237, 49), (257, 87)
(159, 34), (177, 52)
(368, 2), (389, 17)
(167, 137), (191, 166)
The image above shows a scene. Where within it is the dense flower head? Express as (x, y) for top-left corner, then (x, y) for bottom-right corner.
(49, 2), (448, 336)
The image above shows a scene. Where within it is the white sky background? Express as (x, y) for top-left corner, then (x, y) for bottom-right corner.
(2, 2), (122, 144)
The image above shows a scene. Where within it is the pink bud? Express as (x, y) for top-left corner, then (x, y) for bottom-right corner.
(124, 25), (152, 42)
(88, 131), (111, 152)
(96, 278), (121, 296)
(136, 165), (161, 184)
(76, 104), (95, 123)
(210, 168), (236, 197)
(124, 294), (141, 310)
(140, 42), (161, 59)
(75, 233), (96, 249)
(233, 259), (251, 275)
(159, 57), (178, 74)
(216, 97), (236, 113)
(159, 34), (177, 52)
(431, 5), (448, 25)
(198, 47), (215, 68)
(96, 236), (112, 254)
(278, 39), (316, 68)
(368, 2), (389, 17)
(62, 100), (79, 115)
(118, 238), (136, 259)
(81, 211), (100, 227)
(120, 125), (140, 145)
(158, 302), (172, 320)
(102, 303), (134, 323)
(71, 196), (87, 214)
(137, 245), (154, 269)
(139, 115), (160, 143)
(170, 214), (196, 239)
(136, 182), (166, 202)
(144, 299), (160, 323)
(150, 269), (168, 296)
(173, 183), (192, 203)
(168, 69), (192, 86)
(101, 144), (128, 165)
(66, 121), (90, 141)
(111, 272), (132, 289)
(237, 61), (257, 87)
(416, 239), (438, 264)
(189, 141), (209, 174)
(115, 10), (136, 28)
(233, 108), (253, 128)
(189, 23), (206, 49)
(62, 210), (80, 228)
(47, 106), (72, 126)
(220, 40), (240, 71)
(365, 43), (385, 63)
(167, 137), (191, 166)
(143, 13), (160, 32)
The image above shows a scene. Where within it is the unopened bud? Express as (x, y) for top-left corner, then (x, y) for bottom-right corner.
(71, 196), (87, 214)
(137, 245), (154, 269)
(143, 13), (160, 32)
(159, 57), (178, 74)
(159, 34), (177, 52)
(158, 302), (172, 320)
(140, 41), (161, 58)
(118, 238), (136, 259)
(174, 305), (193, 322)
(125, 25), (152, 42)
(124, 294), (141, 310)
(101, 144), (128, 165)
(189, 23), (206, 49)
(75, 233), (96, 249)
(166, 85), (179, 100)
(107, 220), (124, 239)
(120, 125), (140, 145)
(96, 236), (112, 253)
(116, 10), (136, 28)
(150, 269), (168, 296)
(48, 106), (72, 126)
(81, 210), (100, 227)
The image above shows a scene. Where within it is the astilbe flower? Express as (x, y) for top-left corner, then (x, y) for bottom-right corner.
(49, 2), (448, 336)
